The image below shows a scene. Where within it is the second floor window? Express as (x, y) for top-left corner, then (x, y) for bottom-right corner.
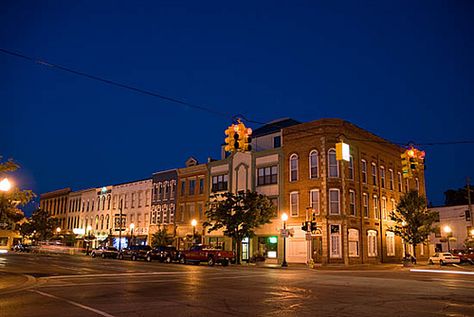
(348, 156), (354, 180)
(380, 167), (385, 188)
(212, 174), (228, 192)
(257, 165), (278, 186)
(189, 179), (196, 195)
(363, 193), (369, 218)
(199, 178), (204, 194)
(373, 195), (379, 219)
(371, 163), (377, 185)
(290, 192), (299, 217)
(309, 150), (318, 179)
(329, 189), (340, 215)
(398, 172), (402, 192)
(328, 149), (338, 177)
(310, 189), (320, 215)
(389, 169), (394, 190)
(349, 190), (356, 216)
(290, 154), (298, 182)
(361, 160), (367, 183)
(181, 180), (186, 196)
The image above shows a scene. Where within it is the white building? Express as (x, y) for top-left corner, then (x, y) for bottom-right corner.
(429, 204), (473, 252)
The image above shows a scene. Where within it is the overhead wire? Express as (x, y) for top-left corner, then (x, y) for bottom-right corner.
(2, 47), (473, 148)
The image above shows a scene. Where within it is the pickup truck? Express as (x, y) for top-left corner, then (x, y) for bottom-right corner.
(180, 245), (234, 266)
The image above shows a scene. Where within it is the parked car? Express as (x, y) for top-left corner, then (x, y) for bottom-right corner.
(429, 252), (461, 265)
(91, 246), (119, 259)
(13, 244), (32, 253)
(451, 249), (474, 264)
(180, 244), (235, 266)
(118, 245), (152, 261)
(145, 246), (181, 263)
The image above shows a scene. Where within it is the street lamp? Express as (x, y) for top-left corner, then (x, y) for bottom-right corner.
(191, 219), (197, 244)
(0, 178), (12, 192)
(86, 225), (92, 255)
(443, 225), (452, 252)
(56, 227), (61, 234)
(281, 212), (288, 267)
(129, 223), (135, 246)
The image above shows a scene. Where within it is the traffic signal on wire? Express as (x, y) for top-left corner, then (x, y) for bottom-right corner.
(223, 119), (253, 153)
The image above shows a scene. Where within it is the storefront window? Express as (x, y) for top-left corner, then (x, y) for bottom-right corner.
(257, 236), (278, 258)
(208, 237), (225, 250)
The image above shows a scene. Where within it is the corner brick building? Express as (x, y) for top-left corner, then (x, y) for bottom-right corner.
(282, 119), (427, 264)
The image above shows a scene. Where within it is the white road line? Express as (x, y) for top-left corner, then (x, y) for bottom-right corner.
(44, 271), (192, 279)
(31, 290), (117, 317)
(410, 269), (474, 275)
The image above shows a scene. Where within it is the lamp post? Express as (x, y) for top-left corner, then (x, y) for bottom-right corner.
(86, 225), (92, 255)
(191, 219), (197, 244)
(129, 223), (135, 246)
(443, 225), (452, 252)
(281, 213), (288, 267)
(0, 178), (12, 225)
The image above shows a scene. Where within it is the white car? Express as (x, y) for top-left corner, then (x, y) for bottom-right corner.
(429, 252), (460, 265)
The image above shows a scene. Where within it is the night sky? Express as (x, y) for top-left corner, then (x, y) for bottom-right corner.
(1, 1), (473, 214)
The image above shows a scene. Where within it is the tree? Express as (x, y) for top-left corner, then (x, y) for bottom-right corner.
(389, 190), (438, 261)
(0, 158), (35, 227)
(204, 191), (276, 264)
(29, 208), (59, 241)
(444, 185), (473, 206)
(151, 227), (173, 248)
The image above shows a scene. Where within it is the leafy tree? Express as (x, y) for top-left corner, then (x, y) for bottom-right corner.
(29, 208), (59, 241)
(204, 191), (276, 264)
(389, 190), (438, 260)
(444, 185), (473, 206)
(151, 227), (173, 248)
(0, 158), (35, 227)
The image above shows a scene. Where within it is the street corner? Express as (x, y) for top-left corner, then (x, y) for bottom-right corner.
(0, 271), (37, 295)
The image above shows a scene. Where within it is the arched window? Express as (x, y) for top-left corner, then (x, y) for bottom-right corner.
(107, 195), (111, 210)
(367, 230), (378, 257)
(105, 215), (109, 230)
(100, 215), (104, 230)
(328, 149), (338, 177)
(289, 154), (298, 182)
(348, 229), (359, 257)
(309, 150), (318, 179)
(95, 216), (99, 230)
(97, 197), (100, 210)
(102, 196), (106, 210)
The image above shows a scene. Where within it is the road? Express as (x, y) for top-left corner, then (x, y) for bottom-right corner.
(1, 253), (473, 317)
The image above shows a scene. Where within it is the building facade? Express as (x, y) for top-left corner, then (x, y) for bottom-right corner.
(40, 188), (71, 230)
(282, 118), (427, 264)
(150, 169), (178, 241)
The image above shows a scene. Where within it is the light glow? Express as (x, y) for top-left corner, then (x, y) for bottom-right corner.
(443, 225), (452, 234)
(130, 223), (135, 230)
(73, 228), (85, 235)
(267, 251), (277, 258)
(0, 178), (12, 192)
(191, 219), (197, 227)
(268, 236), (278, 244)
(281, 213), (288, 222)
(0, 249), (8, 254)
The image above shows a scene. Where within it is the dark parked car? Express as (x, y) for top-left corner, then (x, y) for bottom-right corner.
(145, 246), (181, 263)
(13, 244), (32, 252)
(118, 245), (152, 261)
(91, 246), (119, 259)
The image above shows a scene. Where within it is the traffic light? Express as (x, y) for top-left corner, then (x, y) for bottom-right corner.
(301, 221), (309, 232)
(401, 151), (411, 178)
(310, 221), (317, 232)
(224, 126), (235, 152)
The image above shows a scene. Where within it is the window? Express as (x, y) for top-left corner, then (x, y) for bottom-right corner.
(329, 189), (340, 215)
(405, 179), (409, 192)
(273, 136), (281, 148)
(363, 193), (369, 218)
(415, 178), (420, 192)
(258, 165), (278, 186)
(381, 197), (387, 219)
(361, 160), (367, 183)
(389, 169), (394, 190)
(367, 230), (377, 257)
(131, 193), (136, 208)
(398, 172), (402, 192)
(380, 166), (385, 188)
(189, 179), (196, 196)
(164, 183), (169, 199)
(348, 156), (354, 180)
(138, 192), (142, 207)
(390, 198), (396, 214)
(211, 174), (228, 192)
(112, 195), (117, 209)
(198, 203), (204, 219)
(188, 204), (195, 220)
(386, 232), (395, 256)
(181, 180), (186, 196)
(348, 229), (359, 257)
(371, 163), (377, 185)
(179, 204), (185, 222)
(310, 189), (320, 215)
(289, 154), (298, 182)
(328, 149), (338, 177)
(157, 183), (162, 200)
(309, 150), (318, 179)
(330, 225), (341, 258)
(145, 190), (150, 206)
(170, 182), (175, 199)
(373, 195), (379, 219)
(199, 178), (204, 194)
(349, 190), (356, 216)
(290, 192), (299, 217)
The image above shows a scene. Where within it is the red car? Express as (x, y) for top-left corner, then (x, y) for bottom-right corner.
(452, 249), (474, 264)
(180, 245), (235, 266)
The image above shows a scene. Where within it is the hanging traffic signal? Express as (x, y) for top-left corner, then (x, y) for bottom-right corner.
(224, 119), (253, 153)
(301, 221), (309, 232)
(401, 151), (412, 179)
(401, 147), (426, 178)
(310, 221), (317, 232)
(224, 126), (235, 152)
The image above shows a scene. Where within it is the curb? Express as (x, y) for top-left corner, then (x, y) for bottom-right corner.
(0, 271), (37, 295)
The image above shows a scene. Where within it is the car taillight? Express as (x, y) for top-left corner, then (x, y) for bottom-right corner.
(217, 252), (221, 257)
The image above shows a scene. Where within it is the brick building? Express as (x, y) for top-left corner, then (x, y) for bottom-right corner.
(40, 188), (71, 230)
(282, 118), (427, 264)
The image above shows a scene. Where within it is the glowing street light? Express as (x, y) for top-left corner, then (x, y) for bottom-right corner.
(281, 212), (288, 267)
(0, 178), (12, 192)
(56, 227), (61, 234)
(191, 219), (197, 243)
(129, 223), (135, 246)
(443, 225), (452, 252)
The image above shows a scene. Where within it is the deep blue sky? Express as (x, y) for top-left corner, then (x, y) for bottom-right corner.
(1, 1), (473, 213)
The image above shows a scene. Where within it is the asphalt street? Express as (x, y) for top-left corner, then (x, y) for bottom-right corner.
(1, 253), (473, 317)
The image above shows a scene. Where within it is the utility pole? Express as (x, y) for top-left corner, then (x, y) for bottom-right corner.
(118, 199), (123, 251)
(468, 177), (473, 229)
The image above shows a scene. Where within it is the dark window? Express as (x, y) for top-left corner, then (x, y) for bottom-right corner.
(189, 179), (196, 195)
(181, 181), (185, 196)
(257, 165), (278, 186)
(273, 136), (281, 148)
(465, 210), (471, 221)
(199, 178), (204, 194)
(212, 174), (228, 192)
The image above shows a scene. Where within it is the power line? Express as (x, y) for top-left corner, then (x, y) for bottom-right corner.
(2, 47), (474, 148)
(0, 47), (230, 119)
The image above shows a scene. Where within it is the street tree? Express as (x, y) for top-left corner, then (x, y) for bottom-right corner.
(389, 190), (438, 261)
(29, 208), (59, 241)
(0, 158), (35, 227)
(151, 227), (173, 248)
(204, 191), (276, 264)
(444, 185), (473, 206)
